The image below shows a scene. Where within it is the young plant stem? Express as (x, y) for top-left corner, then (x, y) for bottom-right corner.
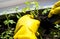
(5, 14), (10, 29)
(40, 33), (42, 39)
(15, 8), (21, 18)
(18, 12), (21, 17)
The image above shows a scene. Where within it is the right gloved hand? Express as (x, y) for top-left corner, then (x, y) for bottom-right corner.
(48, 1), (60, 18)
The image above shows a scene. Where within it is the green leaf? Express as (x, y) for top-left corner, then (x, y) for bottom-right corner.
(22, 8), (27, 13)
(31, 2), (39, 9)
(42, 10), (47, 15)
(42, 9), (50, 15)
(8, 14), (14, 18)
(55, 24), (60, 28)
(15, 7), (18, 11)
(5, 35), (10, 37)
(16, 15), (20, 19)
(11, 28), (14, 30)
(2, 32), (5, 35)
(9, 20), (16, 24)
(22, 7), (30, 13)
(6, 31), (10, 34)
(4, 20), (16, 25)
(9, 37), (13, 39)
(25, 1), (31, 5)
(4, 20), (9, 25)
(30, 11), (35, 16)
(59, 28), (60, 30)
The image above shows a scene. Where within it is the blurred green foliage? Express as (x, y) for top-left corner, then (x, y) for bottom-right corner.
(0, 1), (60, 39)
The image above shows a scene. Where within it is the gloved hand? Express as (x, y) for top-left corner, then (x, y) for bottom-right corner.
(48, 1), (60, 24)
(13, 14), (40, 39)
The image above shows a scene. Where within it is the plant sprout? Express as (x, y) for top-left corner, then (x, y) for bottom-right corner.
(3, 12), (16, 29)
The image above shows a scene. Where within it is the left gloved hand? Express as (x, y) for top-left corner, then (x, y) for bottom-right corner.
(13, 14), (40, 39)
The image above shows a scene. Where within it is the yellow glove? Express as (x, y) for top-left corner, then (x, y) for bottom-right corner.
(14, 26), (37, 39)
(48, 1), (60, 24)
(48, 1), (60, 18)
(14, 14), (34, 34)
(13, 14), (40, 39)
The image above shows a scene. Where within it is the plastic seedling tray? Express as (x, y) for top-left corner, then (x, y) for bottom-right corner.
(0, 0), (58, 15)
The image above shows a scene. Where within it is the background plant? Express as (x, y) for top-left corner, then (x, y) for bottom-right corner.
(50, 24), (60, 39)
(0, 12), (16, 39)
